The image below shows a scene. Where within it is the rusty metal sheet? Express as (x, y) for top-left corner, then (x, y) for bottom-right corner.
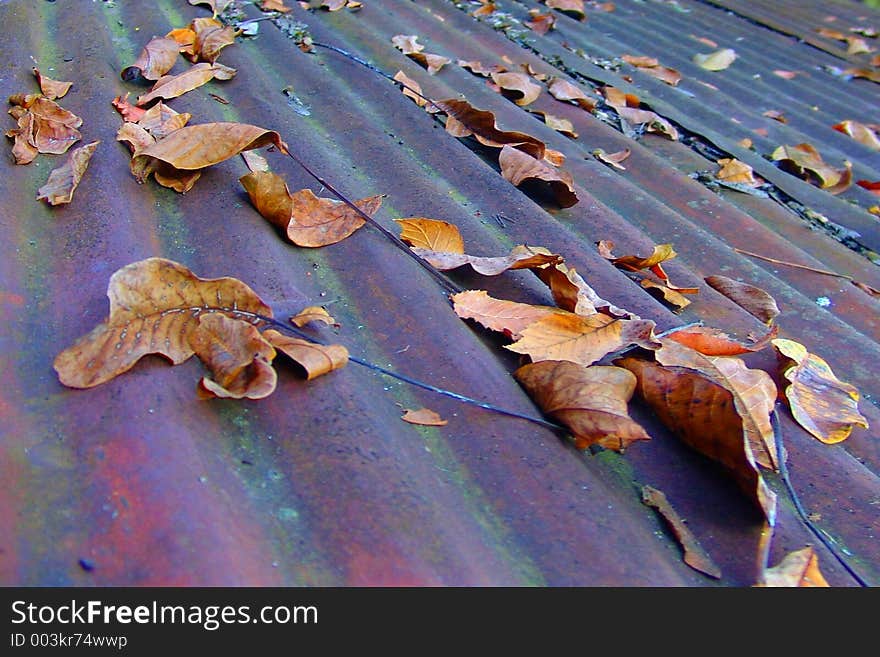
(1, 0), (877, 587)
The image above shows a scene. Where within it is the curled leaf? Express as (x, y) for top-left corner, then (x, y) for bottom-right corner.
(36, 140), (99, 206)
(32, 68), (72, 100)
(716, 158), (759, 186)
(547, 77), (597, 111)
(411, 244), (562, 276)
(529, 257), (635, 318)
(192, 314), (278, 400)
(693, 48), (737, 71)
(525, 10), (557, 35)
(664, 324), (777, 356)
(396, 218), (465, 253)
(189, 17), (236, 63)
(263, 330), (348, 380)
(531, 111), (578, 138)
(434, 98), (546, 159)
(616, 107), (679, 140)
(7, 95), (82, 162)
(290, 306), (336, 328)
(516, 361), (649, 450)
(491, 71), (542, 106)
(401, 408), (448, 426)
(499, 144), (578, 208)
(832, 120), (880, 151)
(53, 258), (272, 389)
(451, 290), (569, 340)
(758, 547), (829, 587)
(771, 143), (851, 193)
(593, 148), (630, 170)
(705, 275), (779, 325)
(136, 62), (236, 106)
(121, 36), (180, 81)
(546, 0), (585, 21)
(772, 338), (868, 444)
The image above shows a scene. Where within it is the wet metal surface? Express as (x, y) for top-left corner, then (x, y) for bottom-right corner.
(1, 0), (878, 586)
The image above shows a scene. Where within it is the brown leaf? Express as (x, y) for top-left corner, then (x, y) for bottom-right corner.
(135, 101), (186, 135)
(391, 34), (424, 55)
(772, 338), (868, 444)
(241, 149), (270, 173)
(53, 258), (272, 389)
(547, 78), (597, 111)
(546, 0), (586, 21)
(240, 171), (381, 247)
(7, 95), (82, 160)
(412, 244), (562, 276)
(263, 330), (348, 380)
(189, 17), (236, 63)
(499, 144), (578, 208)
(758, 547), (829, 587)
(491, 71), (542, 106)
(529, 257), (634, 318)
(36, 140), (99, 206)
(717, 158), (759, 185)
(434, 98), (546, 159)
(132, 123), (288, 188)
(641, 485), (722, 578)
(525, 10), (557, 35)
(621, 55), (682, 85)
(842, 67), (880, 83)
(506, 312), (658, 366)
(693, 48), (737, 71)
(531, 111), (578, 138)
(458, 60), (506, 77)
(592, 148), (630, 170)
(121, 36), (180, 81)
(617, 356), (777, 524)
(600, 241), (677, 272)
(640, 279), (691, 311)
(401, 408), (448, 426)
(32, 68), (72, 100)
(191, 314), (278, 400)
(616, 107), (679, 140)
(515, 361), (649, 450)
(408, 52), (451, 75)
(602, 86), (640, 110)
(290, 306), (337, 328)
(471, 2), (497, 17)
(771, 143), (852, 193)
(705, 275), (780, 325)
(116, 122), (155, 154)
(257, 0), (292, 11)
(393, 70), (434, 111)
(396, 218), (465, 253)
(188, 0), (234, 16)
(762, 109), (787, 124)
(654, 339), (779, 470)
(857, 179), (880, 195)
(136, 62), (236, 106)
(664, 324), (777, 356)
(451, 290), (569, 340)
(832, 120), (880, 151)
(621, 54), (659, 68)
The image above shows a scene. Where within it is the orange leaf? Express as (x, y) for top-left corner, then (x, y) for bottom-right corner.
(621, 55), (681, 85)
(434, 98), (546, 159)
(407, 52), (451, 75)
(240, 171), (381, 247)
(705, 274), (780, 325)
(53, 258), (272, 389)
(525, 10), (557, 35)
(111, 94), (147, 123)
(290, 306), (337, 328)
(32, 68), (72, 100)
(451, 290), (569, 340)
(758, 547), (829, 587)
(506, 312), (658, 366)
(772, 338), (868, 444)
(263, 330), (348, 380)
(641, 485), (722, 578)
(602, 86), (640, 109)
(531, 111), (578, 138)
(393, 70), (434, 111)
(617, 356), (777, 524)
(547, 78), (597, 111)
(191, 314), (278, 400)
(257, 0), (292, 11)
(401, 408), (448, 426)
(621, 54), (659, 68)
(491, 71), (542, 106)
(529, 257), (634, 318)
(412, 244), (562, 276)
(395, 218), (465, 253)
(190, 17), (236, 63)
(693, 48), (737, 71)
(36, 140), (99, 206)
(546, 0), (585, 21)
(664, 324), (777, 356)
(515, 361), (649, 450)
(136, 62), (236, 106)
(771, 143), (852, 193)
(654, 338), (779, 470)
(121, 36), (180, 81)
(716, 158), (759, 185)
(857, 179), (880, 195)
(832, 120), (880, 151)
(499, 144), (578, 208)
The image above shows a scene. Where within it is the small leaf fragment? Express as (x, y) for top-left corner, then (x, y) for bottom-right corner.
(758, 547), (829, 587)
(515, 361), (649, 451)
(593, 148), (630, 170)
(290, 306), (336, 328)
(693, 48), (737, 71)
(772, 338), (868, 444)
(36, 140), (99, 206)
(263, 330), (348, 380)
(401, 408), (448, 426)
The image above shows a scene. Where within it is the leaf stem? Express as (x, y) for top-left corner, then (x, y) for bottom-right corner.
(771, 408), (871, 586)
(734, 247), (852, 280)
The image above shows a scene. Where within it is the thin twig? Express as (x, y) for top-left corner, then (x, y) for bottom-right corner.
(771, 408), (871, 587)
(735, 248), (853, 281)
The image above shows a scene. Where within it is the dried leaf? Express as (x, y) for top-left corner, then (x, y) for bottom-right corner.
(136, 62), (236, 106)
(189, 0), (233, 16)
(515, 361), (649, 450)
(592, 148), (630, 170)
(136, 101), (185, 134)
(191, 314), (277, 400)
(451, 290), (569, 340)
(7, 95), (82, 160)
(32, 68), (72, 100)
(240, 171), (381, 247)
(472, 2), (497, 18)
(771, 143), (851, 193)
(772, 338), (868, 444)
(547, 78), (597, 111)
(641, 484), (722, 578)
(664, 324), (777, 356)
(290, 306), (336, 327)
(491, 71), (542, 106)
(257, 0), (292, 11)
(529, 257), (634, 318)
(241, 149), (270, 173)
(832, 120), (880, 151)
(857, 179), (880, 195)
(121, 36), (180, 81)
(401, 408), (448, 426)
(396, 218), (465, 253)
(762, 109), (787, 124)
(36, 140), (99, 206)
(618, 356), (777, 524)
(112, 93), (147, 123)
(132, 123), (288, 188)
(640, 279), (691, 311)
(499, 144), (578, 208)
(654, 339), (779, 470)
(693, 48), (737, 71)
(458, 60), (506, 77)
(816, 28), (875, 55)
(616, 107), (679, 140)
(546, 0), (586, 21)
(621, 54), (659, 68)
(393, 70), (433, 111)
(600, 241), (677, 272)
(621, 55), (682, 86)
(54, 258), (272, 389)
(602, 86), (640, 110)
(190, 17), (236, 63)
(263, 329), (348, 380)
(391, 34), (424, 54)
(506, 312), (658, 366)
(116, 122), (155, 153)
(774, 70), (798, 79)
(716, 158), (759, 185)
(531, 111), (578, 138)
(705, 275), (780, 325)
(525, 10), (557, 35)
(412, 244), (562, 276)
(434, 98), (546, 159)
(758, 547), (829, 587)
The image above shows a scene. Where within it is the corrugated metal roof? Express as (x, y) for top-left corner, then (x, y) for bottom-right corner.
(1, 0), (877, 586)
